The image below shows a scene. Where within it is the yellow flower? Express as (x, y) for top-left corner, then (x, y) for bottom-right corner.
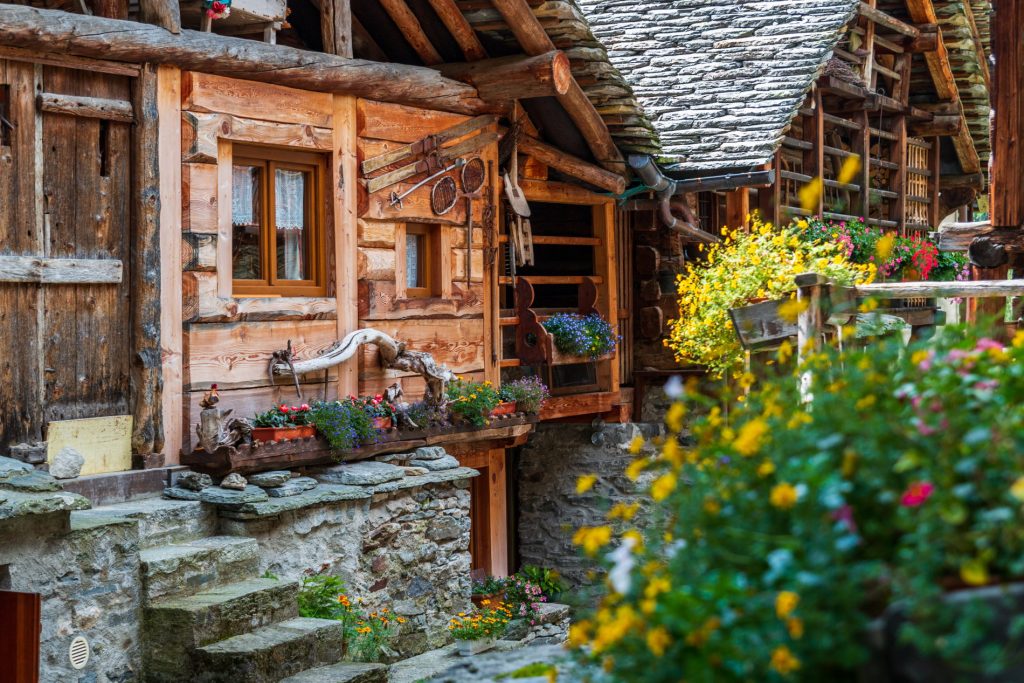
(798, 176), (823, 212)
(572, 525), (612, 556)
(567, 620), (592, 648)
(703, 497), (721, 515)
(646, 626), (672, 657)
(876, 233), (895, 261)
(644, 575), (671, 599)
(576, 474), (598, 494)
(778, 296), (809, 323)
(622, 529), (644, 551)
(625, 458), (648, 481)
(628, 435), (645, 454)
(650, 472), (677, 501)
(854, 395), (876, 410)
(608, 502), (640, 521)
(786, 617), (804, 640)
(775, 591), (799, 619)
(733, 418), (769, 457)
(770, 645), (801, 675)
(837, 155), (861, 185)
(960, 559), (989, 586)
(665, 402), (685, 433)
(757, 460), (776, 477)
(1011, 476), (1024, 502)
(770, 483), (799, 510)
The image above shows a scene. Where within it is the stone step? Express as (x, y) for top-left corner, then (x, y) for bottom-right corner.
(191, 617), (346, 683)
(72, 497), (216, 548)
(140, 536), (261, 602)
(143, 578), (299, 683)
(279, 662), (387, 683)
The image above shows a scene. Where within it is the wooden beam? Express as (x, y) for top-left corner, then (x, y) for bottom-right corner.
(138, 0), (180, 33)
(910, 115), (961, 137)
(487, 0), (624, 173)
(0, 5), (492, 116)
(856, 278), (1024, 299)
(725, 188), (749, 230)
(859, 2), (919, 38)
(379, 0), (444, 65)
(906, 23), (938, 52)
(437, 51), (572, 102)
(516, 133), (625, 193)
(424, 0), (486, 61)
(991, 0), (1023, 227)
(0, 256), (122, 284)
(131, 64), (164, 462)
(320, 0), (352, 58)
(37, 92), (133, 122)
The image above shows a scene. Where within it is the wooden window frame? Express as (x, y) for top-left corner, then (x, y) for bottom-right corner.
(403, 223), (443, 299)
(231, 144), (328, 297)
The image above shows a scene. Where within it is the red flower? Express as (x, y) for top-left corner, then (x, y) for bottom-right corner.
(279, 404), (290, 413)
(901, 481), (934, 507)
(299, 403), (310, 411)
(211, 1), (225, 11)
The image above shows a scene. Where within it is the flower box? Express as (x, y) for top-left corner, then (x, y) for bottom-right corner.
(455, 636), (496, 656)
(251, 425), (316, 443)
(371, 416), (393, 430)
(490, 401), (517, 417)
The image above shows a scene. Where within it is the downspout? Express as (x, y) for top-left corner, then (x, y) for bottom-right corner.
(628, 155), (718, 243)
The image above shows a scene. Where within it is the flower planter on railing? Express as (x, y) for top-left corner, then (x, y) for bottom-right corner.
(251, 425), (316, 443)
(371, 416), (393, 430)
(514, 276), (616, 366)
(490, 401), (517, 417)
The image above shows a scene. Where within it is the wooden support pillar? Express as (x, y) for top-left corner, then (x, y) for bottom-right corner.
(855, 110), (872, 219)
(892, 115), (908, 232)
(928, 135), (942, 228)
(803, 89), (825, 216)
(757, 154), (781, 227)
(991, 0), (1024, 230)
(334, 95), (359, 398)
(725, 188), (750, 230)
(320, 0), (353, 58)
(459, 448), (509, 577)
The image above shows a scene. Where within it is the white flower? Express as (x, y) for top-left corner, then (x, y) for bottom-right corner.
(606, 536), (637, 594)
(663, 375), (684, 399)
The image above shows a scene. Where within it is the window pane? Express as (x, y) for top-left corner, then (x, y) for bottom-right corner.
(406, 233), (421, 288)
(275, 168), (310, 281)
(232, 164), (262, 280)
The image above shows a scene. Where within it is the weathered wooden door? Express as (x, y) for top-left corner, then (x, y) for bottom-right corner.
(0, 59), (133, 452)
(0, 591), (42, 683)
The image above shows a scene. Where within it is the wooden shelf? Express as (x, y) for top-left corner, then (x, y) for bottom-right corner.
(498, 235), (601, 246)
(498, 275), (604, 286)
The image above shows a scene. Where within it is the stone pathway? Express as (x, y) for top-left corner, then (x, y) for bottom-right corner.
(413, 643), (582, 683)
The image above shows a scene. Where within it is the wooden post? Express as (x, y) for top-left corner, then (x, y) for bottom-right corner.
(991, 0), (1024, 229)
(795, 272), (826, 400)
(803, 89), (824, 216)
(757, 154), (781, 227)
(928, 135), (942, 228)
(725, 188), (749, 230)
(320, 0), (352, 58)
(334, 95), (359, 398)
(157, 65), (183, 464)
(131, 64), (164, 466)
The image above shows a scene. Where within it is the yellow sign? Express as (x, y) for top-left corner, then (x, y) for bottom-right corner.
(47, 415), (133, 476)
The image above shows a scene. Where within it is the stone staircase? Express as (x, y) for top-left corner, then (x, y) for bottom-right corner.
(77, 497), (384, 683)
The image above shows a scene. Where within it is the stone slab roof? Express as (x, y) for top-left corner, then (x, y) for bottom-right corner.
(575, 0), (860, 171)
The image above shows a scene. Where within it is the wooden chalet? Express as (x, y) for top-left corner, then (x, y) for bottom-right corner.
(579, 0), (992, 370)
(0, 0), (660, 577)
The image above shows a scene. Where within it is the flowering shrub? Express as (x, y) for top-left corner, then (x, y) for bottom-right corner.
(571, 327), (1024, 680)
(252, 403), (312, 428)
(445, 378), (500, 427)
(448, 602), (514, 640)
(542, 312), (617, 359)
(502, 574), (548, 621)
(667, 216), (874, 377)
(309, 398), (380, 451)
(498, 376), (550, 414)
(297, 567), (405, 663)
(350, 394), (396, 419)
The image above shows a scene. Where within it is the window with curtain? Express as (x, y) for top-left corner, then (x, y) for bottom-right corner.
(231, 145), (326, 297)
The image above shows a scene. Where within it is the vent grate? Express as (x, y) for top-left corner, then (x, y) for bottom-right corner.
(69, 635), (90, 670)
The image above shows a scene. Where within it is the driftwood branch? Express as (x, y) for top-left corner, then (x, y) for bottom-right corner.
(271, 328), (456, 405)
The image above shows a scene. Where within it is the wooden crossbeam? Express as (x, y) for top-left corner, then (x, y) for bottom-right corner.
(379, 0), (443, 65)
(516, 134), (626, 193)
(37, 92), (133, 121)
(858, 2), (919, 38)
(488, 0), (624, 174)
(0, 256), (123, 284)
(0, 5), (492, 115)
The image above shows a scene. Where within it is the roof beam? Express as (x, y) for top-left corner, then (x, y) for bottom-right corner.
(516, 134), (626, 193)
(424, 0), (487, 61)
(858, 2), (919, 38)
(379, 0), (444, 65)
(437, 51), (572, 102)
(0, 5), (493, 115)
(488, 0), (625, 174)
(898, 0), (981, 174)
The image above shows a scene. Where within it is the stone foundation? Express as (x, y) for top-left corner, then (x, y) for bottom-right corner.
(516, 422), (660, 587)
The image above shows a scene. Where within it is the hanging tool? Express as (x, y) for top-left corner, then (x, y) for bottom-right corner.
(361, 115), (496, 176)
(388, 158), (465, 209)
(504, 135), (534, 267)
(367, 131), (498, 195)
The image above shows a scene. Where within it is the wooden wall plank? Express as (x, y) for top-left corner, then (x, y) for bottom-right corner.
(357, 99), (466, 142)
(182, 162), (218, 233)
(358, 279), (483, 320)
(184, 319), (340, 390)
(358, 219), (397, 249)
(183, 271), (337, 323)
(0, 255), (122, 283)
(357, 318), (485, 377)
(334, 94), (359, 398)
(182, 71), (334, 127)
(357, 247), (397, 281)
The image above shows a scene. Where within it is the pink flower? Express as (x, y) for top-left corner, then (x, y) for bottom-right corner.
(279, 404), (290, 413)
(901, 481), (934, 507)
(832, 504), (858, 533)
(976, 338), (1005, 353)
(300, 403), (310, 411)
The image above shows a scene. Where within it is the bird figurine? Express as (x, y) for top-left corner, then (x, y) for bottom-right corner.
(200, 383), (220, 409)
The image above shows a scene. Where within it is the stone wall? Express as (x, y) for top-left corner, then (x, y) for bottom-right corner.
(516, 422), (660, 588)
(0, 513), (143, 683)
(219, 469), (475, 656)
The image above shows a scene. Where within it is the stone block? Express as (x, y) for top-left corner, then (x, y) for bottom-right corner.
(0, 455), (34, 480)
(177, 471), (214, 491)
(50, 447), (85, 479)
(266, 477), (317, 498)
(425, 516), (461, 541)
(412, 447), (447, 460)
(316, 461), (405, 486)
(248, 471), (293, 488)
(279, 662), (387, 683)
(139, 536), (261, 602)
(8, 442), (47, 465)
(408, 455), (459, 472)
(220, 473), (248, 490)
(164, 486), (203, 501)
(0, 469), (62, 493)
(199, 485), (269, 507)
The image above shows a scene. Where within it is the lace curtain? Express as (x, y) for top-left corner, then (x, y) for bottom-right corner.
(275, 168), (306, 280)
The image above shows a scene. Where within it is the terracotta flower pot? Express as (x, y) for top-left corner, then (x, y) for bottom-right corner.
(251, 425), (316, 443)
(372, 416), (393, 430)
(490, 401), (517, 417)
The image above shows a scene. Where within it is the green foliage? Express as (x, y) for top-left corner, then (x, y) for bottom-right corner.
(448, 603), (513, 640)
(308, 398), (379, 451)
(516, 565), (565, 599)
(252, 403), (312, 428)
(298, 573), (350, 621)
(471, 575), (506, 596)
(496, 662), (557, 679)
(572, 326), (1024, 681)
(542, 312), (617, 359)
(445, 378), (500, 427)
(498, 376), (550, 414)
